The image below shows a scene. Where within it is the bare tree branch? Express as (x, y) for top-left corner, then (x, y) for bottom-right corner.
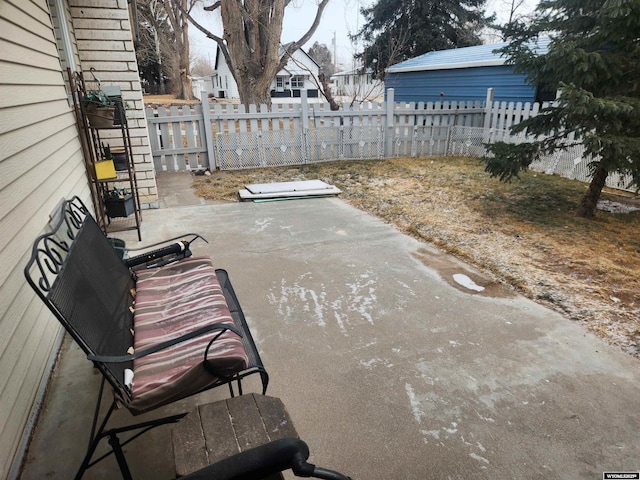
(182, 0), (332, 105)
(202, 0), (220, 12)
(277, 0), (330, 71)
(171, 0), (239, 88)
(282, 49), (340, 110)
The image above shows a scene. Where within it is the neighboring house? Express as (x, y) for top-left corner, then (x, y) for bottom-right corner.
(330, 68), (385, 102)
(0, 1), (155, 477)
(211, 48), (240, 99)
(385, 37), (553, 104)
(212, 44), (320, 100)
(192, 75), (214, 100)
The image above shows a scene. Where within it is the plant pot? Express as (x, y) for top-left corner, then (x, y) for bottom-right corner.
(86, 105), (115, 128)
(105, 194), (134, 218)
(112, 149), (128, 171)
(107, 237), (127, 259)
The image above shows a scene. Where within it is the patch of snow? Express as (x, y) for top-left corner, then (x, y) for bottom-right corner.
(597, 200), (640, 214)
(470, 453), (490, 464)
(453, 273), (485, 292)
(421, 429), (441, 440)
(405, 383), (426, 424)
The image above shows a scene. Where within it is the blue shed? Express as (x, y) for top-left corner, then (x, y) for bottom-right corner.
(385, 38), (551, 104)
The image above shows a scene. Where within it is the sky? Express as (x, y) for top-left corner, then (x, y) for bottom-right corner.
(189, 0), (538, 72)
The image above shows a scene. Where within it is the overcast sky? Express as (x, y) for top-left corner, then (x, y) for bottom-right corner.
(189, 0), (538, 72)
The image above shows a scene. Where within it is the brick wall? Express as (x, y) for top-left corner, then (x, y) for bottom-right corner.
(70, 0), (158, 206)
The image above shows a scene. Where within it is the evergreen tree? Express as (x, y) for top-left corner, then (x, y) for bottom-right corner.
(352, 0), (493, 78)
(484, 0), (640, 218)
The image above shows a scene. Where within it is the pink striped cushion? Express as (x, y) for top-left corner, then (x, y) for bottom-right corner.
(127, 257), (248, 415)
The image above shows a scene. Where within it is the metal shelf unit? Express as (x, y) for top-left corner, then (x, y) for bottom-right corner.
(69, 69), (142, 240)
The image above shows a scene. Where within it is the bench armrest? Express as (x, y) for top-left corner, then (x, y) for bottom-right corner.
(87, 322), (242, 364)
(125, 233), (208, 269)
(179, 438), (352, 480)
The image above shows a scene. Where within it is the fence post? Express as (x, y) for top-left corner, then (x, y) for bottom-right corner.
(483, 88), (494, 130)
(482, 88), (495, 144)
(201, 92), (217, 170)
(300, 90), (310, 163)
(384, 88), (395, 158)
(300, 89), (309, 129)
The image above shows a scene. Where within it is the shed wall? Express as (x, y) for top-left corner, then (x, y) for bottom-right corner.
(385, 65), (536, 104)
(0, 1), (90, 477)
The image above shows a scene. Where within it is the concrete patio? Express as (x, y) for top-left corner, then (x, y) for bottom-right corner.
(19, 173), (640, 479)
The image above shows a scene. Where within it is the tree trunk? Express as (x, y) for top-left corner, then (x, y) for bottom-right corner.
(178, 68), (193, 100)
(319, 73), (340, 111)
(164, 0), (195, 100)
(158, 63), (165, 95)
(576, 159), (609, 218)
(183, 0), (329, 107)
(235, 75), (275, 107)
(221, 0), (284, 108)
(174, 41), (194, 100)
(152, 28), (165, 94)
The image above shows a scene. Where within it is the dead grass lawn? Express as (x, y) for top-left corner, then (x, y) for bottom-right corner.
(193, 156), (640, 356)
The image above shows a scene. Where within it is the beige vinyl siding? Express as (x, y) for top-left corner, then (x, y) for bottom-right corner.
(71, 0), (158, 206)
(0, 0), (90, 477)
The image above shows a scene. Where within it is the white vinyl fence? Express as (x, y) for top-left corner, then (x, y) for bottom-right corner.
(145, 89), (634, 192)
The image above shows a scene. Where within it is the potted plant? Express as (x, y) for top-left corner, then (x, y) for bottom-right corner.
(104, 187), (134, 218)
(83, 89), (116, 128)
(82, 68), (130, 128)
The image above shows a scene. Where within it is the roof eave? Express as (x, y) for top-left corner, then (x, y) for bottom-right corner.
(387, 58), (507, 74)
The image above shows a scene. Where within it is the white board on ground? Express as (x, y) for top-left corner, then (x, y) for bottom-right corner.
(239, 186), (342, 201)
(245, 180), (336, 194)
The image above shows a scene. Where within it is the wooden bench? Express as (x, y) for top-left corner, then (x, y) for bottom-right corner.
(24, 197), (269, 479)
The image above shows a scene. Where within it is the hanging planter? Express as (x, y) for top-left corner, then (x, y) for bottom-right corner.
(85, 103), (116, 128)
(82, 69), (118, 128)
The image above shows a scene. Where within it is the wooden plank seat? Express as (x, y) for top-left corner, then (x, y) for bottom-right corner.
(174, 394), (352, 480)
(24, 197), (268, 479)
(173, 394), (298, 479)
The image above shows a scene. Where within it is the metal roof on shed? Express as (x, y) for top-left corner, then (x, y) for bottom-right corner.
(387, 37), (550, 73)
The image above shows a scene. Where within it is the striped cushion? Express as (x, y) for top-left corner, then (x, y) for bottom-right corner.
(127, 257), (248, 415)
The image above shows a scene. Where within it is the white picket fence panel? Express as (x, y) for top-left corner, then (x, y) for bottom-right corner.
(145, 89), (634, 192)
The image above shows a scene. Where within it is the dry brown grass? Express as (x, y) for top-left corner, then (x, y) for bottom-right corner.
(143, 94), (200, 106)
(193, 156), (640, 356)
(143, 94), (238, 108)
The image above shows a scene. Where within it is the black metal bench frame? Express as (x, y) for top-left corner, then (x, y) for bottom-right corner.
(24, 196), (269, 479)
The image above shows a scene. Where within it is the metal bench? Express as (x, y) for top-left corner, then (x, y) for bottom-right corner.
(24, 196), (268, 479)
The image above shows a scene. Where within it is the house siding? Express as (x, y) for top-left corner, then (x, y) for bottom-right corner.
(0, 1), (91, 477)
(213, 46), (320, 100)
(331, 70), (385, 101)
(213, 51), (241, 99)
(70, 0), (158, 206)
(1, 0), (154, 476)
(385, 65), (536, 104)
